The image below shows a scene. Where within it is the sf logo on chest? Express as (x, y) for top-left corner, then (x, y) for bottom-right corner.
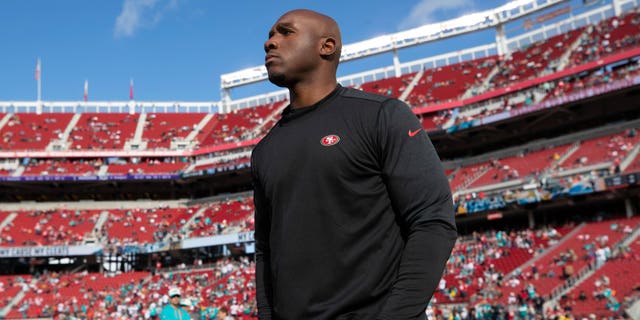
(320, 134), (340, 146)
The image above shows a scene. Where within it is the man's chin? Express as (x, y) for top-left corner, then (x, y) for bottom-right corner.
(267, 73), (288, 88)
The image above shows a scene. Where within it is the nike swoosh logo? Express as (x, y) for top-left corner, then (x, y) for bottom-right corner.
(408, 128), (422, 137)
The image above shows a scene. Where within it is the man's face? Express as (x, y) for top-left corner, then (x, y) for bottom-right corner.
(170, 295), (180, 305)
(264, 12), (321, 87)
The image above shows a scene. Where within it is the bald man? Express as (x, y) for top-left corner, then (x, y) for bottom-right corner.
(252, 9), (457, 320)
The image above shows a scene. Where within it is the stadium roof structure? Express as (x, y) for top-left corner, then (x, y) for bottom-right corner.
(219, 0), (578, 91)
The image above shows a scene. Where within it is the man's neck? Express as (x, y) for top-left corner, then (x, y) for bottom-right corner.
(289, 80), (337, 109)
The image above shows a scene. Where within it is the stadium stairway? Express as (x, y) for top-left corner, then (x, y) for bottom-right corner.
(553, 27), (590, 73)
(440, 113), (458, 130)
(0, 283), (26, 318)
(10, 166), (24, 177)
(553, 142), (580, 169)
(121, 112), (148, 150)
(0, 212), (17, 233)
(505, 223), (587, 279)
(451, 166), (491, 193)
(98, 164), (109, 176)
(542, 222), (640, 314)
(240, 100), (289, 141)
(531, 89), (548, 105)
(47, 113), (81, 151)
(462, 57), (503, 99)
(496, 217), (640, 306)
(133, 113), (147, 142)
(484, 224), (586, 305)
(620, 143), (640, 172)
(184, 113), (215, 147)
(398, 68), (425, 102)
(0, 113), (11, 131)
(91, 210), (111, 242)
(162, 206), (208, 245)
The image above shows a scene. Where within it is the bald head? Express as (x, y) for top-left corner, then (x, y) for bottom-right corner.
(264, 9), (342, 95)
(277, 9), (342, 64)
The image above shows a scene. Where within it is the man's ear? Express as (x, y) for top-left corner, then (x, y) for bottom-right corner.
(320, 37), (337, 57)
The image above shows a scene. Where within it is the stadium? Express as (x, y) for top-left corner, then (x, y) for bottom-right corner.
(1, 0), (640, 319)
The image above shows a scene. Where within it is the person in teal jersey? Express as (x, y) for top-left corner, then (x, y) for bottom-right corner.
(160, 287), (191, 320)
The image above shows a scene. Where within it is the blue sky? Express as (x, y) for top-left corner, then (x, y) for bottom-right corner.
(0, 0), (593, 102)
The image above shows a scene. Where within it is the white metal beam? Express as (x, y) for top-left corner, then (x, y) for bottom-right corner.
(220, 0), (570, 90)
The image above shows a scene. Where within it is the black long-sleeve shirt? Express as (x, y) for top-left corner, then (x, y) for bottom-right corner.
(251, 85), (457, 320)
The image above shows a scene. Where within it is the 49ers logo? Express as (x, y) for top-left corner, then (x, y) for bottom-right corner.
(320, 134), (340, 146)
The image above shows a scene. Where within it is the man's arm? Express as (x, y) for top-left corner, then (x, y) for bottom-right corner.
(159, 306), (171, 320)
(376, 100), (457, 320)
(252, 163), (273, 319)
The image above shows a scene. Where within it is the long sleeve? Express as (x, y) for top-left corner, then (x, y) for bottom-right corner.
(252, 163), (273, 319)
(375, 100), (458, 320)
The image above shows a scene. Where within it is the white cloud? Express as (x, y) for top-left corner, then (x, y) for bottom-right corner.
(114, 0), (178, 38)
(399, 0), (477, 30)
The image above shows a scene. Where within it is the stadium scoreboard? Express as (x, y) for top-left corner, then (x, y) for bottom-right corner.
(605, 172), (640, 189)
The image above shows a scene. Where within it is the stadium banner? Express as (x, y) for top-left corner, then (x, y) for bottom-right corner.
(476, 75), (640, 127)
(0, 244), (101, 258)
(523, 5), (570, 30)
(604, 172), (640, 189)
(0, 173), (180, 182)
(180, 231), (254, 249)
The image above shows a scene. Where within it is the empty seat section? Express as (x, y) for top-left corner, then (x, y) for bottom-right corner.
(196, 103), (280, 147)
(0, 275), (31, 311)
(104, 207), (191, 245)
(142, 113), (206, 150)
(189, 197), (254, 237)
(22, 158), (100, 176)
(491, 28), (584, 88)
(0, 209), (98, 246)
(409, 56), (497, 106)
(559, 132), (640, 170)
(448, 162), (490, 192)
(360, 72), (417, 98)
(468, 144), (571, 189)
(0, 113), (73, 151)
(69, 113), (139, 150)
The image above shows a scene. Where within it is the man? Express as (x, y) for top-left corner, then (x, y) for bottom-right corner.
(160, 287), (191, 320)
(252, 9), (457, 320)
(217, 306), (234, 320)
